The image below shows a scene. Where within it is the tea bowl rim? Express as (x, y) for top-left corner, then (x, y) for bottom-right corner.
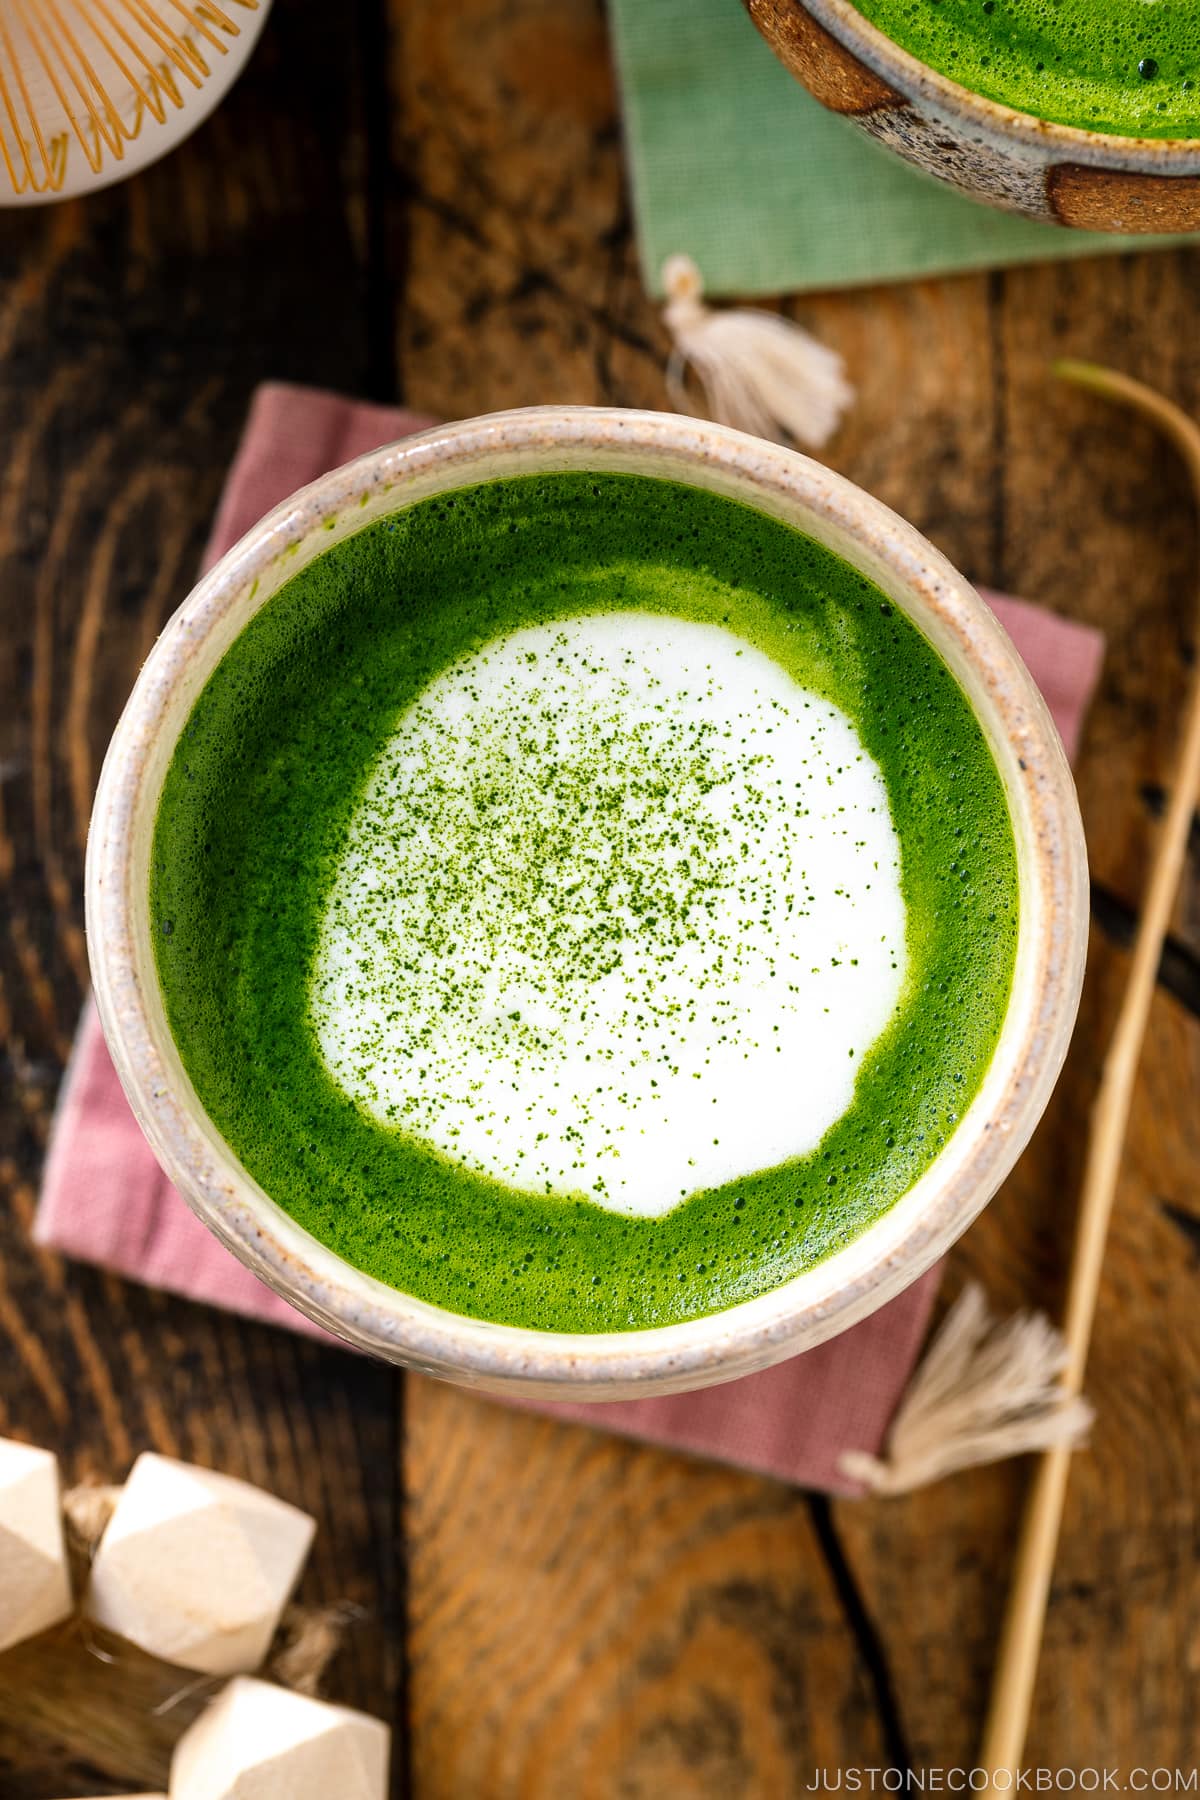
(86, 404), (1089, 1399)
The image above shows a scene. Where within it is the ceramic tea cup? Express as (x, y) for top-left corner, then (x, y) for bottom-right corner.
(87, 406), (1088, 1399)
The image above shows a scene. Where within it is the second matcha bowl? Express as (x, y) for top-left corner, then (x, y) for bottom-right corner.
(87, 406), (1088, 1399)
(746, 0), (1200, 230)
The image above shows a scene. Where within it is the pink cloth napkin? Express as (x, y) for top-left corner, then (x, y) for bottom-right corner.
(35, 383), (1105, 1495)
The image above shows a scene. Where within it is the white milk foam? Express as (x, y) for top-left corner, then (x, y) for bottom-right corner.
(310, 613), (907, 1217)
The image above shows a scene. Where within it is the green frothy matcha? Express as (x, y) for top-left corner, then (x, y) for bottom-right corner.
(854, 0), (1200, 138)
(151, 472), (1018, 1333)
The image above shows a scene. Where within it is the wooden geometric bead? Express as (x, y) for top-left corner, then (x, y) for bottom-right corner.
(85, 1453), (315, 1675)
(170, 1677), (390, 1800)
(0, 1437), (73, 1653)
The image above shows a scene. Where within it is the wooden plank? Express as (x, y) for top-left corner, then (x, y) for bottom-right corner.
(405, 1379), (892, 1797)
(835, 248), (1200, 1772)
(0, 5), (409, 1794)
(394, 0), (663, 418)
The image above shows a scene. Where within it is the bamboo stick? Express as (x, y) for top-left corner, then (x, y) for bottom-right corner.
(977, 363), (1200, 1789)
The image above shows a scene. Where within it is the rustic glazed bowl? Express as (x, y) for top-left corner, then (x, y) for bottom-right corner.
(746, 0), (1200, 230)
(88, 407), (1088, 1399)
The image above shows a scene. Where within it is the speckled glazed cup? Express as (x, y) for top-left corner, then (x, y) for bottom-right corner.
(88, 407), (1088, 1399)
(746, 0), (1200, 230)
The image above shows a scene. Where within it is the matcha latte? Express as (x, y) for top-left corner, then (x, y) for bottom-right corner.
(151, 472), (1018, 1334)
(852, 0), (1200, 139)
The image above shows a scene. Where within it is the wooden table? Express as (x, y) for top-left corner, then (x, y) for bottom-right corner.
(2, 2), (1198, 1792)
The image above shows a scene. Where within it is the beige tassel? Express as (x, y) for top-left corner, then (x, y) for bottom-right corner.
(661, 254), (854, 450)
(841, 1284), (1094, 1496)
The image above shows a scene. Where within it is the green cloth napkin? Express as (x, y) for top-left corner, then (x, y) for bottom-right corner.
(609, 0), (1190, 297)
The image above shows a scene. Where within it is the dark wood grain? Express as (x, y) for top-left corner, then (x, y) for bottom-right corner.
(1, 0), (1199, 1793)
(0, 4), (407, 1794)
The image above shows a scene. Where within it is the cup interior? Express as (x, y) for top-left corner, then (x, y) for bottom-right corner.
(87, 407), (1088, 1398)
